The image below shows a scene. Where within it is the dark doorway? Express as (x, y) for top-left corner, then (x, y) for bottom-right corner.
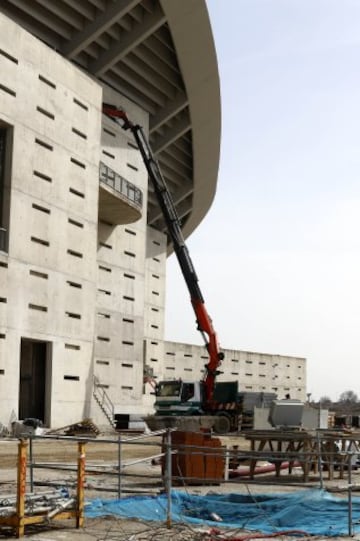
(19, 339), (47, 422)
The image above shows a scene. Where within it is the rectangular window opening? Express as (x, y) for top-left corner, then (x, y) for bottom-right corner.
(96, 360), (109, 365)
(99, 264), (111, 273)
(36, 106), (55, 120)
(122, 341), (134, 346)
(32, 203), (50, 214)
(124, 250), (135, 258)
(121, 363), (133, 368)
(67, 249), (83, 258)
(103, 127), (116, 137)
(98, 288), (111, 296)
(0, 297), (7, 303)
(31, 236), (49, 247)
(66, 311), (81, 319)
(72, 127), (87, 140)
(97, 312), (110, 319)
(127, 163), (138, 171)
(38, 74), (56, 89)
(124, 273), (135, 280)
(70, 157), (86, 169)
(29, 270), (48, 279)
(29, 303), (47, 312)
(65, 343), (80, 350)
(33, 170), (52, 183)
(68, 218), (84, 228)
(99, 241), (112, 249)
(125, 228), (136, 236)
(102, 150), (115, 159)
(35, 138), (53, 151)
(64, 375), (80, 381)
(0, 84), (16, 97)
(123, 318), (134, 323)
(127, 141), (138, 150)
(73, 98), (88, 111)
(0, 48), (18, 64)
(67, 280), (82, 289)
(123, 296), (134, 302)
(69, 187), (85, 198)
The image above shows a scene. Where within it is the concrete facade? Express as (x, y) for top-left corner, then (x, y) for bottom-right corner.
(0, 12), (169, 427)
(159, 341), (306, 401)
(0, 3), (307, 430)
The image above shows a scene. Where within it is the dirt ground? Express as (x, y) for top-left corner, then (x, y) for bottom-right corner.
(0, 431), (358, 540)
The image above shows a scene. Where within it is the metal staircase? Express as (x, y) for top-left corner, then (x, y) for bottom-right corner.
(93, 375), (116, 427)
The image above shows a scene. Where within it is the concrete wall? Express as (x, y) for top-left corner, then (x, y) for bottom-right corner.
(0, 12), (102, 427)
(142, 227), (167, 410)
(162, 341), (307, 401)
(0, 13), (161, 427)
(91, 86), (149, 418)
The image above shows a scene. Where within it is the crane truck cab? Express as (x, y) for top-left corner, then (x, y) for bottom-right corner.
(154, 380), (203, 416)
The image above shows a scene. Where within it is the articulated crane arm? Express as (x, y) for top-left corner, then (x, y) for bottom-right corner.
(102, 104), (224, 403)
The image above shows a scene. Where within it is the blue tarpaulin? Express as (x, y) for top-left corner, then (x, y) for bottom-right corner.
(85, 489), (360, 536)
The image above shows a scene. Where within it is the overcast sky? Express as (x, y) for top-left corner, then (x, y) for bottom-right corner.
(164, 0), (360, 401)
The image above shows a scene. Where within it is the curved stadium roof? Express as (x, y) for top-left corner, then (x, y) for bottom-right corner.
(0, 0), (221, 241)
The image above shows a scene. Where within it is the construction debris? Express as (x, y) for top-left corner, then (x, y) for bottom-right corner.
(47, 419), (100, 437)
(0, 489), (73, 519)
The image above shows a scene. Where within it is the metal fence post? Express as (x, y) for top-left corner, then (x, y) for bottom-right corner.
(76, 441), (86, 528)
(165, 428), (172, 529)
(16, 439), (27, 537)
(29, 436), (34, 493)
(348, 452), (353, 537)
(117, 435), (122, 499)
(316, 431), (323, 489)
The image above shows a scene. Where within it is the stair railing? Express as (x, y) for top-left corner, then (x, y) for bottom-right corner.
(93, 375), (115, 426)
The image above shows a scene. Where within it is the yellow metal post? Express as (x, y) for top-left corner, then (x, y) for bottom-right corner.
(76, 441), (86, 528)
(16, 439), (27, 538)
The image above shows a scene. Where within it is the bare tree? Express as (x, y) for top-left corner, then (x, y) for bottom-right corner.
(319, 395), (333, 408)
(339, 390), (358, 404)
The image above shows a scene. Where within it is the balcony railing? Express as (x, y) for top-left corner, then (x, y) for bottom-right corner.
(0, 227), (7, 253)
(99, 162), (143, 209)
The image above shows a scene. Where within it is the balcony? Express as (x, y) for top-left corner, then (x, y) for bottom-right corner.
(98, 162), (143, 225)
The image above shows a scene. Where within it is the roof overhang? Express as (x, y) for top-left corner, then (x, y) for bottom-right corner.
(0, 0), (221, 241)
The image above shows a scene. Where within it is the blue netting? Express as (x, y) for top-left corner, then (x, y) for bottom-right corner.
(85, 489), (360, 536)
